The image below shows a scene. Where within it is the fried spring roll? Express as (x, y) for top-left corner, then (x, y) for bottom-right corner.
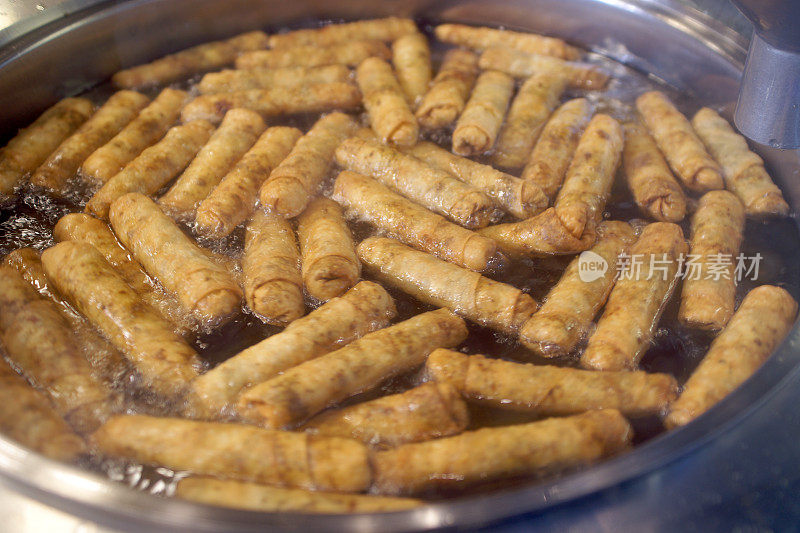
(108, 193), (242, 325)
(237, 309), (467, 429)
(415, 49), (479, 130)
(433, 24), (580, 60)
(452, 70), (514, 156)
(392, 32), (432, 107)
(479, 47), (608, 90)
(81, 88), (188, 184)
(112, 31), (269, 89)
(91, 415), (371, 492)
(373, 409), (631, 495)
(581, 222), (688, 371)
(198, 64), (351, 94)
(332, 171), (502, 272)
(194, 126), (302, 239)
(268, 17), (417, 48)
(356, 57), (418, 146)
(236, 40), (390, 70)
(0, 97), (93, 199)
(691, 107), (789, 216)
(636, 91), (723, 192)
(678, 191), (745, 331)
(4, 247), (69, 309)
(522, 98), (593, 201)
(667, 285), (797, 428)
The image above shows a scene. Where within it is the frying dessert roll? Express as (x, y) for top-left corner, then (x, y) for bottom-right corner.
(451, 70), (514, 156)
(373, 409), (631, 495)
(392, 32), (432, 106)
(522, 98), (593, 201)
(492, 73), (568, 169)
(335, 137), (496, 229)
(198, 64), (351, 94)
(268, 17), (416, 48)
(297, 198), (360, 301)
(3, 247), (69, 308)
(176, 477), (422, 513)
(479, 47), (608, 90)
(188, 281), (396, 418)
(581, 222), (688, 371)
(85, 120), (214, 219)
(478, 207), (597, 256)
(678, 190), (745, 331)
(520, 221), (636, 357)
(415, 49), (479, 130)
(194, 126), (302, 239)
(0, 97), (93, 199)
(81, 88), (188, 184)
(433, 24), (580, 60)
(622, 122), (687, 223)
(303, 382), (468, 447)
(91, 415), (372, 493)
(112, 31), (269, 88)
(667, 285), (797, 428)
(237, 309), (468, 429)
(108, 193), (242, 325)
(236, 40), (390, 70)
(358, 237), (538, 335)
(356, 57), (418, 147)
(635, 91), (723, 192)
(260, 112), (357, 218)
(242, 211), (303, 325)
(691, 107), (789, 216)
(159, 109), (265, 218)
(554, 114), (624, 238)
(332, 171), (502, 272)
(30, 91), (150, 194)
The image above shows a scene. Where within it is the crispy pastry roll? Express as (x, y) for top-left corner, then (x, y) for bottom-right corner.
(635, 91), (723, 192)
(85, 120), (214, 219)
(236, 40), (390, 70)
(81, 88), (188, 184)
(581, 222), (688, 371)
(622, 122), (687, 223)
(159, 109), (265, 218)
(303, 382), (468, 448)
(691, 107), (789, 216)
(452, 70), (514, 156)
(335, 137), (495, 229)
(520, 221), (636, 356)
(30, 91), (150, 194)
(268, 17), (417, 48)
(554, 114), (624, 239)
(237, 309), (468, 429)
(479, 47), (608, 90)
(667, 285), (797, 428)
(522, 98), (593, 201)
(3, 247), (69, 309)
(678, 191), (745, 331)
(373, 409), (631, 495)
(0, 97), (93, 199)
(195, 126), (302, 239)
(112, 31), (268, 89)
(187, 281), (396, 418)
(108, 193), (242, 325)
(91, 415), (371, 492)
(260, 112), (357, 218)
(332, 171), (502, 272)
(198, 64), (351, 94)
(433, 24), (580, 60)
(356, 57), (418, 146)
(358, 237), (538, 334)
(415, 49), (479, 130)
(392, 32), (432, 107)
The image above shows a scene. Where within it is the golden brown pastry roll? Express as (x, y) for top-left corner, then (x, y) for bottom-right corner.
(373, 409), (631, 495)
(522, 98), (593, 201)
(433, 24), (580, 60)
(260, 112), (357, 218)
(415, 49), (479, 130)
(3, 247), (69, 309)
(91, 414), (371, 492)
(479, 47), (608, 90)
(0, 97), (93, 200)
(195, 126), (302, 239)
(678, 191), (745, 331)
(112, 31), (269, 89)
(268, 17), (417, 48)
(358, 237), (537, 334)
(332, 171), (503, 272)
(452, 70), (514, 156)
(198, 64), (351, 94)
(236, 40), (390, 69)
(392, 32), (432, 107)
(85, 120), (214, 219)
(581, 222), (688, 371)
(356, 57), (418, 147)
(30, 91), (150, 194)
(636, 91), (723, 192)
(237, 309), (467, 429)
(108, 193), (242, 325)
(691, 107), (789, 216)
(667, 285), (797, 428)
(81, 88), (188, 184)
